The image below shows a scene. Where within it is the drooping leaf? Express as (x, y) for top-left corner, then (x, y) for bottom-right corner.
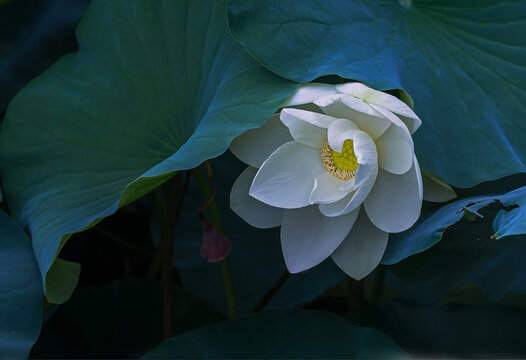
(30, 278), (225, 359)
(44, 258), (81, 304)
(228, 0), (526, 187)
(0, 0), (297, 302)
(0, 0), (90, 111)
(358, 298), (526, 358)
(0, 209), (43, 359)
(382, 184), (526, 302)
(171, 151), (345, 316)
(142, 309), (407, 359)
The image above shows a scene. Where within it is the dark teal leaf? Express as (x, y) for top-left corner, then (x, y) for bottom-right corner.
(142, 309), (407, 359)
(358, 298), (526, 357)
(383, 183), (526, 265)
(228, 0), (526, 187)
(172, 151), (345, 315)
(0, 209), (43, 359)
(30, 278), (225, 359)
(0, 0), (297, 302)
(0, 0), (90, 111)
(382, 185), (526, 302)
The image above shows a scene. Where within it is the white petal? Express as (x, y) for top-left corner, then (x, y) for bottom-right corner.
(352, 131), (378, 165)
(250, 141), (324, 209)
(319, 162), (378, 217)
(376, 139), (413, 175)
(336, 82), (422, 133)
(281, 108), (337, 128)
(280, 109), (335, 148)
(375, 121), (414, 175)
(369, 104), (412, 137)
(327, 120), (377, 165)
(230, 114), (292, 168)
(285, 83), (339, 106)
(315, 94), (391, 140)
(309, 172), (351, 204)
(422, 170), (457, 202)
(364, 156), (423, 233)
(281, 206), (359, 273)
(331, 208), (388, 280)
(326, 118), (360, 152)
(230, 167), (284, 229)
(336, 82), (376, 99)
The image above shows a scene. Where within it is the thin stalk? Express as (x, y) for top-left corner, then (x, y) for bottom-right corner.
(369, 265), (386, 303)
(346, 277), (365, 320)
(193, 163), (239, 319)
(152, 185), (173, 339)
(93, 226), (153, 256)
(150, 172), (190, 340)
(252, 271), (290, 313)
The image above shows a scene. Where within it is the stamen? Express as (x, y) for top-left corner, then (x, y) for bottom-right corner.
(321, 140), (358, 181)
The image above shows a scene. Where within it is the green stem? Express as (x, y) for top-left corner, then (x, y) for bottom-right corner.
(369, 265), (386, 303)
(93, 226), (153, 256)
(153, 185), (175, 340)
(193, 164), (239, 319)
(346, 277), (365, 320)
(252, 271), (290, 313)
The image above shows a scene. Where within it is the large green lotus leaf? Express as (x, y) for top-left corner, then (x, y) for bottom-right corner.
(0, 0), (297, 302)
(30, 279), (224, 359)
(142, 309), (407, 359)
(170, 151), (345, 316)
(0, 209), (43, 359)
(228, 0), (526, 187)
(0, 0), (90, 111)
(358, 298), (526, 357)
(381, 184), (526, 302)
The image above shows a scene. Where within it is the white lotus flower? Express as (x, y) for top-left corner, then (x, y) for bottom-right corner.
(229, 82), (454, 279)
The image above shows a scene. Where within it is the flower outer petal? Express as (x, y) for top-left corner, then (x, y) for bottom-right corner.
(281, 205), (359, 273)
(372, 107), (415, 175)
(230, 114), (292, 168)
(315, 94), (391, 140)
(331, 207), (388, 280)
(376, 139), (413, 175)
(309, 172), (351, 204)
(370, 104), (413, 142)
(250, 141), (324, 209)
(422, 170), (457, 202)
(336, 82), (422, 133)
(364, 156), (423, 233)
(319, 162), (378, 217)
(230, 166), (284, 229)
(285, 83), (339, 107)
(280, 109), (333, 149)
(280, 108), (337, 128)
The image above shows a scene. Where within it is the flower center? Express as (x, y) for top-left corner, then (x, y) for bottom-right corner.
(321, 140), (358, 181)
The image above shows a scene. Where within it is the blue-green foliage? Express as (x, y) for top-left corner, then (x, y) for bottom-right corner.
(228, 0), (526, 187)
(0, 210), (43, 359)
(383, 184), (526, 302)
(142, 309), (407, 359)
(0, 0), (297, 301)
